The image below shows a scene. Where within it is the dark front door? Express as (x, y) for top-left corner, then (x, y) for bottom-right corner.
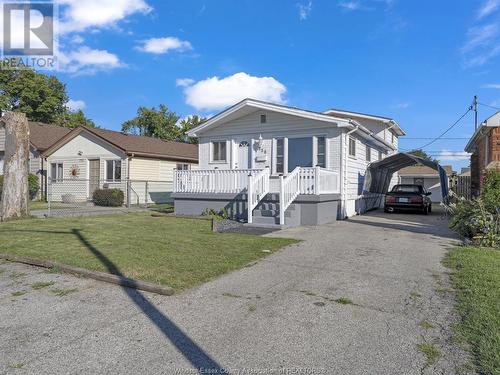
(89, 159), (100, 198)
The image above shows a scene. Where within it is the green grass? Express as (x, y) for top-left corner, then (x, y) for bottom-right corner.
(417, 343), (441, 366)
(29, 200), (48, 210)
(0, 213), (297, 291)
(334, 297), (353, 305)
(31, 281), (55, 290)
(444, 246), (500, 375)
(419, 320), (435, 330)
(51, 288), (78, 297)
(11, 290), (27, 297)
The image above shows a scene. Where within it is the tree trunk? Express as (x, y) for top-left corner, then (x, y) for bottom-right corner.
(1, 112), (30, 221)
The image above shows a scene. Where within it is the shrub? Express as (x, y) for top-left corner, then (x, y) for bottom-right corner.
(201, 207), (230, 220)
(0, 173), (39, 200)
(482, 170), (500, 211)
(92, 188), (124, 207)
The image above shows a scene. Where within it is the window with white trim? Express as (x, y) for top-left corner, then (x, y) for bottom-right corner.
(316, 136), (326, 168)
(366, 145), (371, 162)
(348, 137), (356, 157)
(50, 163), (63, 181)
(212, 141), (227, 162)
(106, 160), (121, 181)
(176, 163), (190, 171)
(276, 138), (284, 174)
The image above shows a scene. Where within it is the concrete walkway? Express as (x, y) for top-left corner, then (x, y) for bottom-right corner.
(0, 209), (472, 375)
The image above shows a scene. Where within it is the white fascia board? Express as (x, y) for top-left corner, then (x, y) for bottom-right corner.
(348, 119), (396, 151)
(187, 99), (352, 137)
(324, 109), (406, 136)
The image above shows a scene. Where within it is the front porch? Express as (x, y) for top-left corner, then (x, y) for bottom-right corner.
(172, 166), (341, 227)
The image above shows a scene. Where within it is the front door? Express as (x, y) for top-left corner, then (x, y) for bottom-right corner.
(89, 159), (100, 198)
(236, 140), (250, 169)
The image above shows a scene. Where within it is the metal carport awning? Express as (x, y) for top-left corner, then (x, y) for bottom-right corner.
(363, 153), (450, 203)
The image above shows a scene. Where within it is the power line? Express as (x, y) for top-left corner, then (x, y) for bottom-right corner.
(478, 102), (500, 111)
(404, 107), (472, 151)
(400, 137), (469, 140)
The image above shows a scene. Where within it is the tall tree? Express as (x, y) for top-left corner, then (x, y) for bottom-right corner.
(122, 105), (181, 141)
(56, 110), (96, 128)
(178, 115), (206, 144)
(0, 68), (94, 127)
(408, 149), (439, 163)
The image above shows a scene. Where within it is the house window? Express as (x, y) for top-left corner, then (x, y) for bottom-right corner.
(276, 138), (284, 174)
(212, 141), (227, 162)
(106, 160), (121, 181)
(366, 146), (371, 162)
(50, 163), (63, 181)
(348, 137), (356, 157)
(317, 136), (326, 168)
(288, 137), (313, 172)
(176, 163), (190, 171)
(260, 114), (267, 124)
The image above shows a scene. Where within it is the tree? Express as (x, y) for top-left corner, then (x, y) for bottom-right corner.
(122, 105), (181, 141)
(408, 149), (438, 163)
(0, 68), (94, 128)
(1, 112), (30, 220)
(178, 115), (206, 144)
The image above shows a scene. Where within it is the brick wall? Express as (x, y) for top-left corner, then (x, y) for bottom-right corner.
(471, 127), (500, 196)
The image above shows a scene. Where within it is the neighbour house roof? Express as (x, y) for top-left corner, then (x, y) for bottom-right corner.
(465, 111), (500, 153)
(187, 98), (402, 152)
(43, 126), (198, 162)
(398, 165), (454, 177)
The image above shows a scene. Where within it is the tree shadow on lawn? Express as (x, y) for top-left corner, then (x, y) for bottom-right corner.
(1, 227), (228, 374)
(70, 229), (228, 374)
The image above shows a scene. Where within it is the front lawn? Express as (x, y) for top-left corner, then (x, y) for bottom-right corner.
(0, 213), (297, 290)
(444, 247), (500, 375)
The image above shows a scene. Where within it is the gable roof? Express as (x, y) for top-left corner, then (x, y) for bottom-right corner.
(399, 165), (453, 176)
(187, 98), (401, 151)
(465, 111), (500, 152)
(0, 121), (71, 151)
(42, 126), (198, 162)
(323, 108), (405, 136)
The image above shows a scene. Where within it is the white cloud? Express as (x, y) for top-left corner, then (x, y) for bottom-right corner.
(59, 0), (152, 34)
(59, 46), (125, 75)
(137, 37), (192, 54)
(338, 1), (362, 11)
(71, 35), (85, 44)
(482, 83), (500, 89)
(394, 102), (410, 109)
(176, 78), (195, 87)
(180, 72), (287, 111)
(437, 150), (471, 161)
(297, 1), (313, 20)
(461, 23), (500, 66)
(66, 99), (86, 111)
(477, 0), (500, 19)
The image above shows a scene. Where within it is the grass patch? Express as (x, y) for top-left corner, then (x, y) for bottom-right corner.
(31, 281), (55, 290)
(248, 304), (256, 312)
(50, 288), (78, 297)
(419, 320), (435, 330)
(409, 291), (421, 300)
(9, 271), (26, 279)
(444, 246), (500, 375)
(30, 200), (48, 210)
(334, 297), (353, 305)
(9, 363), (24, 369)
(0, 213), (297, 291)
(222, 292), (242, 298)
(417, 343), (441, 366)
(11, 290), (27, 297)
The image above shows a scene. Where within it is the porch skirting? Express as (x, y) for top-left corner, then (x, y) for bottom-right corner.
(171, 192), (341, 227)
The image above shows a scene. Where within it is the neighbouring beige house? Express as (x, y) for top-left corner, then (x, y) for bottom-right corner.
(398, 164), (454, 203)
(0, 122), (198, 203)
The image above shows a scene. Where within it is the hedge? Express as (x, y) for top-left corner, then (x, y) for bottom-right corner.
(92, 188), (124, 207)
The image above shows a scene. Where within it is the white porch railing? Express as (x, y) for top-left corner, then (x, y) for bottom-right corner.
(174, 169), (259, 194)
(247, 168), (271, 224)
(279, 167), (301, 225)
(298, 167), (340, 195)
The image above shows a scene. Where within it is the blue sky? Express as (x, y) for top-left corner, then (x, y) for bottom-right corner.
(52, 0), (500, 171)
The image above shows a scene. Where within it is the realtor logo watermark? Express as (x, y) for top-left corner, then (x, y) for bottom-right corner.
(1, 1), (58, 70)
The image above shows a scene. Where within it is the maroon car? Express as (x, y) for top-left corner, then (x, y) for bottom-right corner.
(384, 184), (432, 214)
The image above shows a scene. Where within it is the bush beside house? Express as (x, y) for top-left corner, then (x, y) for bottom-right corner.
(0, 174), (39, 201)
(92, 188), (124, 207)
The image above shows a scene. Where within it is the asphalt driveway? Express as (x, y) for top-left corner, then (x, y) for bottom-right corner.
(0, 208), (472, 375)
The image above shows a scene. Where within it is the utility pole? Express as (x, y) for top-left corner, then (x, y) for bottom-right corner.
(473, 95), (478, 131)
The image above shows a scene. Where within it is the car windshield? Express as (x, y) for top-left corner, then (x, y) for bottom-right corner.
(391, 185), (422, 193)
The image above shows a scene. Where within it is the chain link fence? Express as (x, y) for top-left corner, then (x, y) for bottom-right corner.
(46, 179), (173, 217)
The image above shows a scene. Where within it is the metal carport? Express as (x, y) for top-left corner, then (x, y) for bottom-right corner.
(364, 153), (450, 205)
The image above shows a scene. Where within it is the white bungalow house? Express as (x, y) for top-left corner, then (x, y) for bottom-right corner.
(172, 99), (405, 226)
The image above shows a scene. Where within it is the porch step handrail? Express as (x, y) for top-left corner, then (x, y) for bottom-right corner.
(279, 167), (301, 225)
(299, 166), (340, 194)
(174, 169), (260, 194)
(247, 167), (270, 224)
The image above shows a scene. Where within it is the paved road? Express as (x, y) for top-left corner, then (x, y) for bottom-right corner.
(0, 209), (472, 375)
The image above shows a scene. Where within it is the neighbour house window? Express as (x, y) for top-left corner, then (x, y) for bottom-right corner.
(276, 138), (284, 174)
(106, 160), (121, 181)
(176, 163), (190, 171)
(260, 114), (267, 124)
(348, 137), (356, 157)
(366, 146), (371, 162)
(212, 141), (227, 162)
(50, 163), (63, 181)
(316, 136), (326, 168)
